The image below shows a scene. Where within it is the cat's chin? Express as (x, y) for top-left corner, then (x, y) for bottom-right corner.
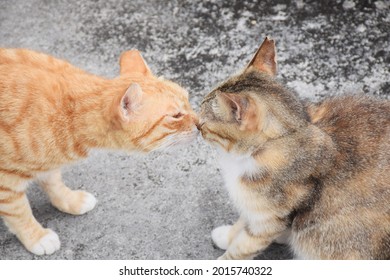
(202, 137), (227, 151)
(153, 131), (199, 152)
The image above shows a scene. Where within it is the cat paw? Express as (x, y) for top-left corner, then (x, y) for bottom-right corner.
(52, 190), (97, 215)
(217, 252), (232, 260)
(29, 229), (61, 255)
(78, 191), (97, 215)
(212, 225), (232, 250)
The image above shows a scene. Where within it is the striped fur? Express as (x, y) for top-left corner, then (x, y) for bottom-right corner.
(200, 37), (390, 259)
(0, 48), (198, 255)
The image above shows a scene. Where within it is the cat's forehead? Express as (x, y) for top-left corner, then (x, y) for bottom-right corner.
(156, 77), (188, 97)
(216, 70), (268, 94)
(202, 71), (265, 104)
(148, 79), (190, 111)
(169, 96), (187, 109)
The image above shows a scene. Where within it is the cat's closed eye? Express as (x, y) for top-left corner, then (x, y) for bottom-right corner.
(171, 112), (184, 119)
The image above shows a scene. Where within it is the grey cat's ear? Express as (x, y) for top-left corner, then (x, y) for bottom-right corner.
(218, 93), (257, 131)
(219, 93), (247, 122)
(119, 83), (143, 122)
(247, 36), (277, 76)
(119, 50), (152, 76)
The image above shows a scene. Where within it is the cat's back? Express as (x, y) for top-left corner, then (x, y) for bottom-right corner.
(294, 95), (390, 259)
(308, 94), (390, 128)
(308, 95), (390, 169)
(0, 48), (83, 75)
(0, 48), (91, 98)
(307, 94), (390, 196)
(0, 49), (66, 120)
(0, 49), (105, 171)
(0, 48), (100, 108)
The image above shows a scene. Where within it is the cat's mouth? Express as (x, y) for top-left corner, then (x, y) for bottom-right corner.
(197, 123), (230, 150)
(154, 130), (199, 152)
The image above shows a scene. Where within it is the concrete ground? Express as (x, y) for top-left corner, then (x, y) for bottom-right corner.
(0, 0), (389, 260)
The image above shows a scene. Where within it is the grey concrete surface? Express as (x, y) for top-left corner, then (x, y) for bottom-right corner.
(0, 0), (389, 259)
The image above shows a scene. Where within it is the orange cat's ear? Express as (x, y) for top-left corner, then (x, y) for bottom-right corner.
(218, 93), (257, 131)
(119, 83), (143, 122)
(119, 50), (152, 76)
(247, 36), (277, 76)
(110, 83), (145, 129)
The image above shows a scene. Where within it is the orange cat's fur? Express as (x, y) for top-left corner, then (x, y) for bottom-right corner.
(0, 48), (198, 255)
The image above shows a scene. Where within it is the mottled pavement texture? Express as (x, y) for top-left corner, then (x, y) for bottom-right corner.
(0, 0), (389, 260)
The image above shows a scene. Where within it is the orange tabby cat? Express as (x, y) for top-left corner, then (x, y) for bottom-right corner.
(0, 48), (198, 255)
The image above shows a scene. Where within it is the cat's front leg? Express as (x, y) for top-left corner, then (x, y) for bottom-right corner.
(212, 217), (245, 250)
(274, 228), (291, 245)
(217, 226), (274, 260)
(218, 217), (287, 260)
(0, 184), (60, 255)
(37, 169), (97, 215)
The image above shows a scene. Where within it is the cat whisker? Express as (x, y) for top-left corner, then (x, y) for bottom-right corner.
(149, 131), (198, 152)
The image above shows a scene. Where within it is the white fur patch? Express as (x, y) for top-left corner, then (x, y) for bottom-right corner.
(79, 192), (97, 215)
(246, 212), (276, 235)
(218, 150), (259, 187)
(30, 229), (61, 255)
(13, 181), (29, 192)
(217, 149), (277, 236)
(218, 149), (259, 209)
(35, 170), (56, 182)
(211, 225), (232, 250)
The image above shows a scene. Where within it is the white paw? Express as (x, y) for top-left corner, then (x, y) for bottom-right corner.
(78, 192), (97, 215)
(30, 229), (61, 255)
(217, 252), (231, 260)
(212, 225), (232, 250)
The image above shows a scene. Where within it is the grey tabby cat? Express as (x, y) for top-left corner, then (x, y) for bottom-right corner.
(199, 37), (390, 259)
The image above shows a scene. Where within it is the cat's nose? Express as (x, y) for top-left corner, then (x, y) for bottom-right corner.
(196, 121), (204, 130)
(191, 114), (200, 129)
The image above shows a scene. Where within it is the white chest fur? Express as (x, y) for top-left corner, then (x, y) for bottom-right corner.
(217, 149), (259, 210)
(218, 149), (276, 235)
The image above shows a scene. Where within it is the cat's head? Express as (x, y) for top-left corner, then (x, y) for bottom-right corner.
(106, 50), (199, 152)
(199, 37), (308, 154)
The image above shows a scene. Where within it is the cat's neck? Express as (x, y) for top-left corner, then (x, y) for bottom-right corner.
(64, 75), (132, 153)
